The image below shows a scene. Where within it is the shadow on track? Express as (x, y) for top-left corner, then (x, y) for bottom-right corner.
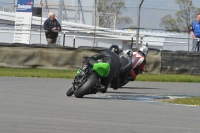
(106, 91), (151, 95)
(82, 93), (168, 102)
(120, 87), (162, 90)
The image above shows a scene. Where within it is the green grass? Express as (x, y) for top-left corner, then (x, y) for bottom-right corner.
(0, 68), (77, 78)
(166, 97), (200, 106)
(136, 73), (200, 82)
(0, 68), (200, 82)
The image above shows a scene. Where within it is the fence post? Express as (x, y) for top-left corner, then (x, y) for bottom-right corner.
(13, 0), (15, 12)
(197, 39), (200, 51)
(58, 0), (63, 45)
(113, 14), (116, 29)
(187, 1), (192, 51)
(136, 0), (144, 48)
(40, 0), (43, 44)
(140, 37), (143, 45)
(73, 35), (76, 48)
(131, 36), (133, 48)
(93, 0), (97, 47)
(146, 42), (148, 47)
(63, 32), (65, 47)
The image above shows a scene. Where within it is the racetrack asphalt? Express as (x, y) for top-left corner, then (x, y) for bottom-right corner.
(0, 77), (200, 133)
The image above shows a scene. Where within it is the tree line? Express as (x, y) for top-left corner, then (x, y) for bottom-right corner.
(98, 0), (200, 32)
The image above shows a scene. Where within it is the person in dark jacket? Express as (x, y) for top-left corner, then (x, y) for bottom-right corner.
(83, 45), (121, 93)
(43, 12), (61, 45)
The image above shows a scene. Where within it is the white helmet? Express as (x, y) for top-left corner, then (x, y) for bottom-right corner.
(122, 49), (133, 57)
(139, 46), (148, 56)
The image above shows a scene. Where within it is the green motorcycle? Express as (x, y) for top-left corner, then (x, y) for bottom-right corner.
(66, 62), (110, 98)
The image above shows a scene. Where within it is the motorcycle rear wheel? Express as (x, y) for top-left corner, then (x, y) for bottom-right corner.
(119, 80), (129, 88)
(74, 74), (98, 98)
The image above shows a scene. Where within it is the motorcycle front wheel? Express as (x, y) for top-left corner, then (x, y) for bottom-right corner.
(74, 74), (99, 98)
(66, 87), (74, 97)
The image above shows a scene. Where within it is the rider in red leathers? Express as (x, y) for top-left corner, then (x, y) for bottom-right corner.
(128, 46), (148, 81)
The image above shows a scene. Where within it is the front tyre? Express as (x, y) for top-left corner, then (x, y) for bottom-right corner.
(74, 74), (98, 98)
(66, 87), (74, 97)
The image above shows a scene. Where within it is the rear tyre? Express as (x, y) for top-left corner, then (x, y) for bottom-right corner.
(66, 87), (74, 97)
(119, 80), (129, 88)
(74, 74), (98, 98)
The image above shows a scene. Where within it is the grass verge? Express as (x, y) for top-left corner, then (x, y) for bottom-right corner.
(136, 73), (200, 82)
(0, 68), (76, 78)
(0, 68), (200, 82)
(165, 97), (200, 106)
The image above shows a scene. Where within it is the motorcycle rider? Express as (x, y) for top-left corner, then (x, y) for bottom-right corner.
(128, 46), (148, 81)
(83, 45), (121, 93)
(120, 49), (133, 75)
(112, 49), (133, 89)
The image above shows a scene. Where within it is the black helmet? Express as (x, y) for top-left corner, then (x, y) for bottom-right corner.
(108, 45), (120, 55)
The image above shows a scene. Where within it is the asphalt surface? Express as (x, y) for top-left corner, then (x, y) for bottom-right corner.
(0, 77), (200, 133)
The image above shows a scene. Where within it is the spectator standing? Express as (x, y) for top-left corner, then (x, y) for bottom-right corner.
(190, 13), (200, 51)
(43, 12), (61, 45)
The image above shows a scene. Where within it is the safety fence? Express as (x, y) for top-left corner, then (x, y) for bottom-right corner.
(0, 2), (200, 51)
(1, 28), (200, 51)
(0, 29), (129, 48)
(161, 50), (200, 75)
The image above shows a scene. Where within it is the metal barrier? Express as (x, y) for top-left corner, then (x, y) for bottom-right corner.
(0, 28), (198, 51)
(0, 29), (136, 48)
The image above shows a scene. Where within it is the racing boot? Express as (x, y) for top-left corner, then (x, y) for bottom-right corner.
(99, 85), (107, 93)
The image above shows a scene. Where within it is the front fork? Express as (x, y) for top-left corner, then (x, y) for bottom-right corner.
(71, 74), (87, 92)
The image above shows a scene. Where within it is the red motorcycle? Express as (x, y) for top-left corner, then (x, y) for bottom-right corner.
(119, 46), (148, 87)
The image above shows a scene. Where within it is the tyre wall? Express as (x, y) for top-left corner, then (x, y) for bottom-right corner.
(0, 44), (161, 73)
(161, 51), (200, 75)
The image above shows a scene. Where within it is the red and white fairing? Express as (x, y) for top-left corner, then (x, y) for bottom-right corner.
(132, 52), (145, 69)
(129, 51), (145, 79)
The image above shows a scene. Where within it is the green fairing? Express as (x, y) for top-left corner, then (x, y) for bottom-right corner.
(93, 62), (110, 77)
(76, 68), (81, 75)
(74, 68), (81, 77)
